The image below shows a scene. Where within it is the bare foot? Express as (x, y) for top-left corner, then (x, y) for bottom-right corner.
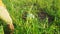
(7, 24), (14, 34)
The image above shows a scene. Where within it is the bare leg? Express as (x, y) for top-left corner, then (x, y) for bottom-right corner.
(0, 6), (14, 34)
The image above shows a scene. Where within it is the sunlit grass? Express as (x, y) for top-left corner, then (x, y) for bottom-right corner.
(0, 0), (60, 34)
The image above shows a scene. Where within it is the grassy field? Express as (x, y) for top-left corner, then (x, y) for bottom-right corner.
(0, 0), (60, 34)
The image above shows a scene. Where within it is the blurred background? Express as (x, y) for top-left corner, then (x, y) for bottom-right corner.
(0, 0), (60, 34)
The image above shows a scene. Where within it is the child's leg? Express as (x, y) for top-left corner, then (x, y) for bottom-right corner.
(0, 6), (14, 34)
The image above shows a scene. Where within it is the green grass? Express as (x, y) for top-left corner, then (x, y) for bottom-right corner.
(0, 0), (60, 34)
